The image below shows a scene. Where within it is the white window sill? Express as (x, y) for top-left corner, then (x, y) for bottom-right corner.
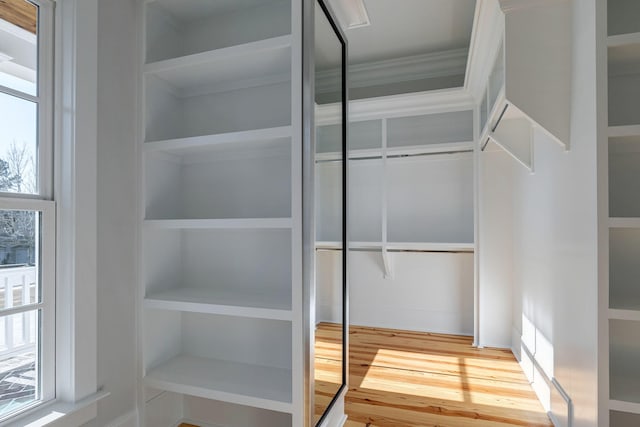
(2, 390), (109, 427)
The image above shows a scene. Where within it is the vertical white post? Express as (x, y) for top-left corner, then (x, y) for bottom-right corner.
(5, 277), (13, 352)
(22, 274), (30, 345)
(381, 118), (392, 279)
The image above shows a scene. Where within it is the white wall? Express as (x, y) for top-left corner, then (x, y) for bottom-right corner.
(480, 1), (599, 426)
(86, 0), (138, 425)
(318, 250), (474, 335)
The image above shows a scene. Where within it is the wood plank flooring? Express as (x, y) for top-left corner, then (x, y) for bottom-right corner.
(315, 323), (553, 427)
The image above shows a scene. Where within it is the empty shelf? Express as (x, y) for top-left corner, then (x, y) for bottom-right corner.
(144, 36), (292, 96)
(610, 399), (640, 415)
(144, 218), (292, 229)
(609, 308), (640, 322)
(610, 217), (640, 228)
(608, 32), (640, 48)
(609, 125), (640, 138)
(611, 374), (640, 409)
(315, 241), (381, 250)
(386, 242), (475, 252)
(144, 355), (293, 413)
(145, 287), (292, 321)
(144, 126), (292, 153)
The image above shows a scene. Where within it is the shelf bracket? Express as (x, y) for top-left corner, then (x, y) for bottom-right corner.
(381, 247), (393, 279)
(488, 118), (534, 173)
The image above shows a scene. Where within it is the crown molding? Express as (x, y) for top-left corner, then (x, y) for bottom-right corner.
(316, 87), (474, 125)
(316, 48), (468, 94)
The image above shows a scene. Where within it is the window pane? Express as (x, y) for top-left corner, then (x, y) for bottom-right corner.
(0, 93), (37, 194)
(0, 0), (38, 96)
(0, 210), (38, 309)
(0, 310), (37, 418)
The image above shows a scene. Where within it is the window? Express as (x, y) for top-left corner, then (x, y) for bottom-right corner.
(0, 0), (55, 421)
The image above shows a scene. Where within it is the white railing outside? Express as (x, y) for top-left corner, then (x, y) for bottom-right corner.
(0, 266), (37, 359)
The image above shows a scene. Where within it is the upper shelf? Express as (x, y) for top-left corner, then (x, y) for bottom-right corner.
(144, 36), (292, 97)
(315, 141), (474, 162)
(144, 126), (292, 152)
(145, 0), (291, 63)
(607, 0), (640, 37)
(480, 1), (571, 167)
(144, 218), (293, 230)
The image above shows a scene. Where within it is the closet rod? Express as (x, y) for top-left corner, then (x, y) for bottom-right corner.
(316, 247), (474, 254)
(315, 149), (473, 163)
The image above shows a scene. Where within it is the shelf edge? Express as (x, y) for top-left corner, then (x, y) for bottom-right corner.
(607, 32), (640, 48)
(609, 217), (640, 228)
(143, 376), (294, 414)
(143, 297), (293, 321)
(610, 399), (640, 415)
(608, 125), (640, 138)
(608, 308), (640, 322)
(144, 218), (293, 229)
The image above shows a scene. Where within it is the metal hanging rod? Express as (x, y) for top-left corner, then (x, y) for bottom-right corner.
(316, 247), (474, 254)
(315, 149), (474, 163)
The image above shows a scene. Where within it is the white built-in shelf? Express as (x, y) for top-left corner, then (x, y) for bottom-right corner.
(386, 242), (475, 252)
(144, 36), (292, 96)
(315, 141), (474, 162)
(144, 287), (292, 321)
(144, 218), (292, 229)
(144, 126), (292, 153)
(609, 217), (640, 228)
(609, 125), (640, 138)
(611, 375), (640, 411)
(144, 355), (293, 414)
(609, 308), (640, 322)
(315, 241), (474, 252)
(315, 241), (381, 250)
(608, 32), (640, 47)
(610, 399), (640, 415)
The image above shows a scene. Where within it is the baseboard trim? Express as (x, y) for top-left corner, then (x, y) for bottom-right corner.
(105, 409), (138, 427)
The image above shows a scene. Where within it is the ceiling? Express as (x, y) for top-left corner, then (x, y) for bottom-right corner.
(336, 0), (477, 65)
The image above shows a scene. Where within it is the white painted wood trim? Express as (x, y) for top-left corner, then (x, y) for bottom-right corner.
(316, 88), (474, 124)
(3, 390), (109, 427)
(54, 0), (99, 405)
(316, 48), (467, 93)
(104, 409), (138, 427)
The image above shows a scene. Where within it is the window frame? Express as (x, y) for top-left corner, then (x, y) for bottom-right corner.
(0, 0), (56, 421)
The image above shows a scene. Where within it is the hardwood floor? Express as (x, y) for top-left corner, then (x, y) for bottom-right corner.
(316, 323), (553, 427)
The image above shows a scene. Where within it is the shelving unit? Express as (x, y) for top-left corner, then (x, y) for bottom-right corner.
(479, 0), (572, 171)
(138, 0), (302, 425)
(316, 107), (474, 244)
(315, 96), (474, 277)
(602, 1), (640, 425)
